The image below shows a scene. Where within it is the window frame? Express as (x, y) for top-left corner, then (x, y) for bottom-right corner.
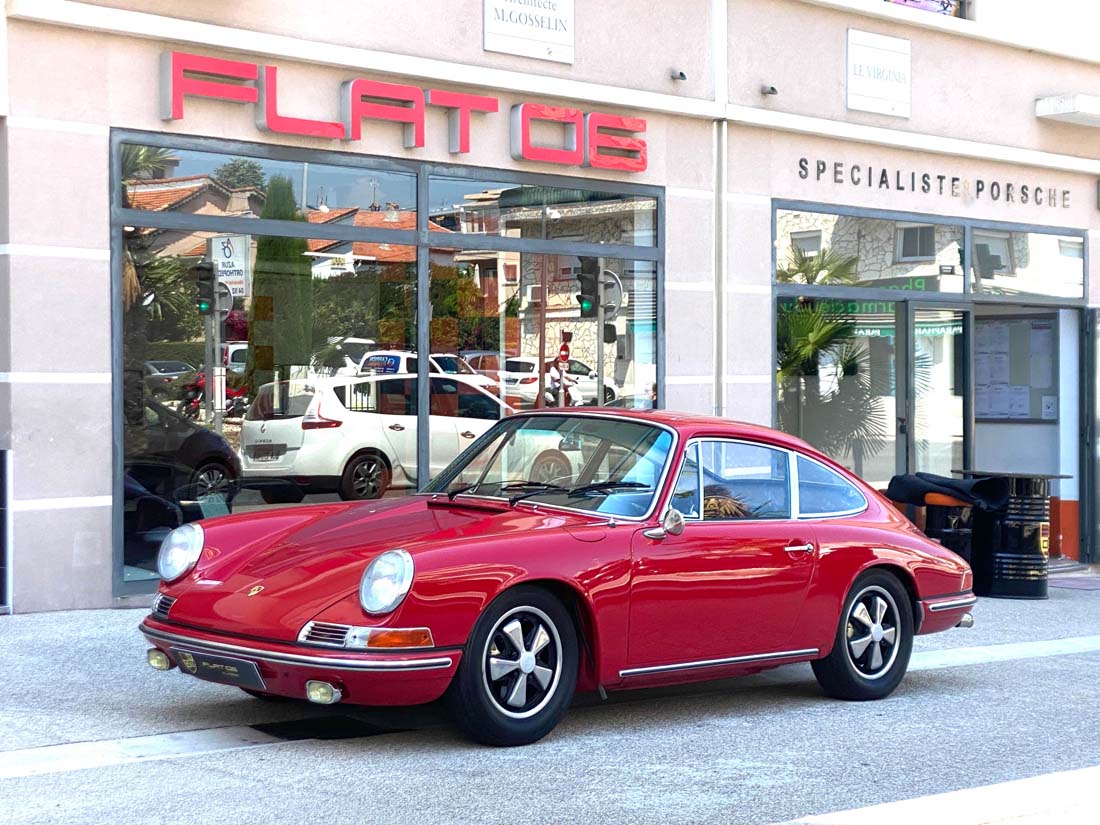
(894, 222), (937, 263)
(793, 453), (869, 520)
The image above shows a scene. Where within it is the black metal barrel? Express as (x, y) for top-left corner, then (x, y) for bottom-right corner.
(972, 475), (1050, 600)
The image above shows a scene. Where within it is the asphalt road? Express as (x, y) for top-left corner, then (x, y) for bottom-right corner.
(1, 580), (1098, 824)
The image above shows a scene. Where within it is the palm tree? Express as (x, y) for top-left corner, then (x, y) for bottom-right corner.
(776, 246), (861, 286)
(121, 145), (178, 311)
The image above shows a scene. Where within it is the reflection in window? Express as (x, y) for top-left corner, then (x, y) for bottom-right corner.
(796, 456), (867, 516)
(776, 210), (964, 293)
(973, 231), (1084, 298)
(886, 0), (967, 17)
(697, 441), (791, 520)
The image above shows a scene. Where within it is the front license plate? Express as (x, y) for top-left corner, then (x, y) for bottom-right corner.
(172, 648), (266, 690)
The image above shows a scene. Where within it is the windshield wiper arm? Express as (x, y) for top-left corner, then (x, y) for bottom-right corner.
(566, 481), (650, 498)
(500, 481), (569, 506)
(446, 483), (479, 501)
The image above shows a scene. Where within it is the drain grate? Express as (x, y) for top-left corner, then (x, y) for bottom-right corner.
(250, 716), (405, 741)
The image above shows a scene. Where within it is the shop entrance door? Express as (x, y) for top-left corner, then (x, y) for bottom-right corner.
(897, 304), (972, 478)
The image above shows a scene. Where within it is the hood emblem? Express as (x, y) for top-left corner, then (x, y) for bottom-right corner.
(247, 585), (265, 597)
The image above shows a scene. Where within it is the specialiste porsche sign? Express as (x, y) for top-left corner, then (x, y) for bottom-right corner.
(159, 51), (647, 172)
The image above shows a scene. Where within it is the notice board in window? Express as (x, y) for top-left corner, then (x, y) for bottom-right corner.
(974, 315), (1058, 423)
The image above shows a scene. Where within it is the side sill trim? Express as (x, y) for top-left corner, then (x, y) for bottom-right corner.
(618, 648), (819, 679)
(928, 596), (978, 612)
(141, 624), (454, 672)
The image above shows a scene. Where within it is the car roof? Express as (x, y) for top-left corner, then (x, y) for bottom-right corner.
(511, 408), (824, 456)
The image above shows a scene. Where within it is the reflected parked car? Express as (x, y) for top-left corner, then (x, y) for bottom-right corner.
(143, 360), (195, 399)
(142, 410), (976, 746)
(239, 373), (524, 503)
(506, 356), (618, 406)
(124, 398), (241, 574)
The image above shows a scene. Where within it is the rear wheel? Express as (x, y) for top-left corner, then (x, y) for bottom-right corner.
(339, 453), (390, 501)
(190, 462), (234, 500)
(529, 451), (572, 486)
(447, 586), (578, 746)
(812, 569), (913, 701)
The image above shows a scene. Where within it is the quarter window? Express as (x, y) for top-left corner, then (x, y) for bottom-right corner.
(796, 456), (867, 517)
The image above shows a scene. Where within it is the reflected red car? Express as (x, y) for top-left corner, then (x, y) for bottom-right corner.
(140, 410), (975, 746)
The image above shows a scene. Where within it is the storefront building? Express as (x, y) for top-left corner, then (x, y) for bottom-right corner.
(0, 0), (1097, 612)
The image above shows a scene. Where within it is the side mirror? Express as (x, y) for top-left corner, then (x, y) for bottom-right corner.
(643, 508), (686, 540)
(588, 370), (597, 379)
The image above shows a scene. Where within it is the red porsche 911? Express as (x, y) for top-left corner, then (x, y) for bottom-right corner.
(141, 410), (975, 746)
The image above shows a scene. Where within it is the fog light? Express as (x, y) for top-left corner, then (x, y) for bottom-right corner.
(147, 649), (174, 671)
(305, 680), (342, 705)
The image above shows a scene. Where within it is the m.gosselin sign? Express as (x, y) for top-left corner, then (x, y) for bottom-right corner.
(159, 51), (646, 172)
(799, 157), (1072, 208)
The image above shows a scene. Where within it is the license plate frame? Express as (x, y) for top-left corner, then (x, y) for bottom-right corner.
(171, 648), (266, 691)
(249, 444), (286, 462)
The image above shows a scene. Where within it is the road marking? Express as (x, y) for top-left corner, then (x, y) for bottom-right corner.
(0, 727), (284, 780)
(776, 764), (1100, 824)
(4, 635), (1100, 780)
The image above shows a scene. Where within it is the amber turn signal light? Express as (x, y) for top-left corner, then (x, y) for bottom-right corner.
(366, 628), (435, 649)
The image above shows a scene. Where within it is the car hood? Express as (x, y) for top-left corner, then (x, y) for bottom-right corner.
(163, 495), (600, 642)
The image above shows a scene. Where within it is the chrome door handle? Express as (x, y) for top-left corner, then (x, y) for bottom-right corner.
(785, 542), (815, 554)
(388, 424), (405, 432)
(460, 431), (476, 438)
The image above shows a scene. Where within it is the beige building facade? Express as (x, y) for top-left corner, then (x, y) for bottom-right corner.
(1, 0), (1098, 611)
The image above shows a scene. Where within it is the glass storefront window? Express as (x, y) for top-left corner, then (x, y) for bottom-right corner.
(428, 176), (656, 245)
(115, 137), (662, 589)
(973, 230), (1084, 299)
(121, 221), (417, 582)
(775, 296), (898, 488)
(776, 210), (964, 293)
(120, 143), (417, 223)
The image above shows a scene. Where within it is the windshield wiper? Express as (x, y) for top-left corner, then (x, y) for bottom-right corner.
(566, 481), (651, 498)
(446, 483), (479, 501)
(500, 481), (569, 506)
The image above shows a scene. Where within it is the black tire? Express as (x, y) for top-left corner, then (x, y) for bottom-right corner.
(447, 585), (579, 746)
(812, 569), (914, 701)
(189, 461), (235, 501)
(339, 452), (390, 501)
(529, 450), (572, 486)
(602, 386), (615, 404)
(260, 486), (306, 505)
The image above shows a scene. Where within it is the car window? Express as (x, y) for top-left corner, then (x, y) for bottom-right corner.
(246, 382), (316, 420)
(797, 455), (867, 517)
(334, 380), (377, 413)
(377, 378), (417, 416)
(568, 360), (591, 376)
(229, 350), (246, 365)
(430, 379), (503, 420)
(697, 441), (791, 520)
(506, 359), (535, 373)
(669, 443), (701, 519)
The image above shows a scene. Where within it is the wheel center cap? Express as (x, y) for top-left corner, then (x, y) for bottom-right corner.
(518, 652), (536, 674)
(871, 624), (884, 643)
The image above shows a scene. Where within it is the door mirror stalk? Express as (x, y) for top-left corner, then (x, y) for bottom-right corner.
(643, 508), (686, 540)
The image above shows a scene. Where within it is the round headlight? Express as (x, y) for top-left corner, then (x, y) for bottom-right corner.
(156, 523), (205, 582)
(359, 549), (414, 615)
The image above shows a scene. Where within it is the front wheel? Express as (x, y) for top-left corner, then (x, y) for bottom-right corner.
(447, 586), (578, 746)
(811, 569), (913, 701)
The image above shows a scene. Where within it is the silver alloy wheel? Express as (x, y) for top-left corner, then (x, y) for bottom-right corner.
(845, 584), (901, 680)
(481, 605), (563, 720)
(530, 455), (569, 485)
(194, 465), (229, 498)
(352, 457), (383, 498)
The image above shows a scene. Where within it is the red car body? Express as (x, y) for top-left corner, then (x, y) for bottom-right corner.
(141, 410), (974, 740)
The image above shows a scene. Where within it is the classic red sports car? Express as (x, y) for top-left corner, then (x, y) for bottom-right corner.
(141, 409), (975, 746)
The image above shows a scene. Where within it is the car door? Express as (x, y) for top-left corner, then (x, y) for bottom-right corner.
(628, 439), (817, 670)
(374, 378), (420, 481)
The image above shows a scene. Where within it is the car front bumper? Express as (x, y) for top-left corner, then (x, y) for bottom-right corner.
(140, 616), (461, 706)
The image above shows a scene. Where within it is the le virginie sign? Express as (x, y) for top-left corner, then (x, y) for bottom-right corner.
(159, 51), (647, 172)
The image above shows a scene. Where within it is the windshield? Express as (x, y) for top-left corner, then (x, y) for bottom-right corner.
(432, 355), (476, 375)
(425, 414), (674, 518)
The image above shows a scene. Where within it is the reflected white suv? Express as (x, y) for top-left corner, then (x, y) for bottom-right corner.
(240, 373), (515, 502)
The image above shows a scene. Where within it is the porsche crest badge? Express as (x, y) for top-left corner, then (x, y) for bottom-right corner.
(247, 585), (265, 597)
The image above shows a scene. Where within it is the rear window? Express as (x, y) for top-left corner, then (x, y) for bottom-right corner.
(246, 382), (316, 421)
(432, 355), (476, 375)
(506, 359), (535, 373)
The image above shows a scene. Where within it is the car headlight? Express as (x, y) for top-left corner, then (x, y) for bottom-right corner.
(359, 549), (414, 615)
(156, 523), (205, 582)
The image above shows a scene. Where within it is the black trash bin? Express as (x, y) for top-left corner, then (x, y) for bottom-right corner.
(969, 474), (1052, 600)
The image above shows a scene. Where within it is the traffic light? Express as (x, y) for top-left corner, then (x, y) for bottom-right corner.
(575, 257), (599, 318)
(193, 261), (215, 315)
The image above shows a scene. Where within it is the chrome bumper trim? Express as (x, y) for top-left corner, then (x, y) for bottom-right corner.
(141, 623), (454, 672)
(928, 595), (978, 613)
(619, 648), (819, 679)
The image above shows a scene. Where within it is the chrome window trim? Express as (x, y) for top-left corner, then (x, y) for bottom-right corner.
(425, 411), (680, 524)
(619, 647), (820, 678)
(669, 436), (795, 523)
(141, 624), (453, 672)
(792, 453), (870, 520)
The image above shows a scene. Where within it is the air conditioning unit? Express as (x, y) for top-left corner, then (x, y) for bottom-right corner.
(523, 284), (542, 305)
